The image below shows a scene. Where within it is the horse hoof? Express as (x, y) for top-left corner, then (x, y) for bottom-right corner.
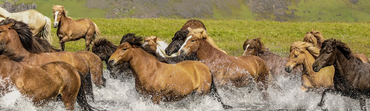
(222, 104), (233, 109)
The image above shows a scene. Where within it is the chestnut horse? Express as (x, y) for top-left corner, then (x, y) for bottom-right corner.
(34, 37), (105, 87)
(0, 44), (93, 110)
(0, 7), (52, 43)
(165, 19), (227, 56)
(108, 37), (231, 109)
(313, 39), (370, 110)
(179, 28), (271, 100)
(243, 38), (301, 77)
(0, 18), (94, 99)
(52, 5), (100, 51)
(285, 41), (334, 92)
(303, 29), (369, 63)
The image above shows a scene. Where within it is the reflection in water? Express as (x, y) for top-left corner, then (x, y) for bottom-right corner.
(0, 70), (365, 110)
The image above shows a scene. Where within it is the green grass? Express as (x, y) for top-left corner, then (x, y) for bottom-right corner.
(49, 18), (370, 57)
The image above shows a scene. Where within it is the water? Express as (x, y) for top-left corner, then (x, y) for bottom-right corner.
(0, 70), (366, 111)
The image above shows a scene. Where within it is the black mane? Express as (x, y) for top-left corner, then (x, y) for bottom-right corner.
(173, 30), (189, 40)
(0, 18), (45, 53)
(120, 33), (143, 47)
(0, 43), (24, 62)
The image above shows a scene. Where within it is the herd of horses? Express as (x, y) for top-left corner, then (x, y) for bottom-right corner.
(1, 5), (370, 111)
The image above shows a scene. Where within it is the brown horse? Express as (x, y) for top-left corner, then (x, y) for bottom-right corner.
(285, 41), (334, 92)
(34, 37), (106, 87)
(0, 7), (52, 43)
(0, 18), (94, 99)
(312, 39), (370, 110)
(0, 44), (94, 110)
(108, 37), (231, 109)
(243, 38), (302, 77)
(52, 5), (100, 51)
(303, 29), (370, 63)
(165, 19), (220, 56)
(179, 28), (271, 100)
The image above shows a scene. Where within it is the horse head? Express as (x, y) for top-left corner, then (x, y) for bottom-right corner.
(303, 29), (325, 48)
(243, 38), (266, 56)
(313, 39), (337, 72)
(52, 5), (66, 28)
(108, 36), (143, 66)
(285, 41), (319, 73)
(142, 36), (158, 55)
(165, 29), (189, 56)
(92, 38), (117, 62)
(178, 28), (207, 56)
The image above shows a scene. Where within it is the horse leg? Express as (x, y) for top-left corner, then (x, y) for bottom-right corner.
(151, 94), (161, 104)
(209, 76), (233, 109)
(318, 89), (329, 107)
(301, 74), (313, 92)
(85, 36), (92, 51)
(360, 97), (366, 111)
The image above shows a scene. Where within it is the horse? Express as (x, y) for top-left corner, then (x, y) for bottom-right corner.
(107, 36), (231, 109)
(0, 7), (52, 43)
(303, 29), (370, 63)
(142, 36), (177, 57)
(178, 28), (271, 100)
(312, 38), (370, 110)
(0, 44), (94, 110)
(0, 18), (94, 99)
(243, 38), (302, 78)
(52, 5), (100, 51)
(284, 41), (334, 92)
(34, 37), (106, 87)
(165, 19), (228, 56)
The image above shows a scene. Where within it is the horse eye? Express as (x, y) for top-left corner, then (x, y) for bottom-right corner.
(250, 47), (254, 49)
(326, 51), (330, 54)
(123, 48), (127, 51)
(191, 40), (195, 42)
(294, 55), (298, 58)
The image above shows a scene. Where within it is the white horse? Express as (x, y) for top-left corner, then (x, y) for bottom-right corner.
(0, 7), (52, 43)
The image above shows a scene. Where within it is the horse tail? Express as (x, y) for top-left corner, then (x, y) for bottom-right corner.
(209, 71), (232, 109)
(76, 71), (94, 111)
(42, 16), (52, 44)
(92, 22), (100, 42)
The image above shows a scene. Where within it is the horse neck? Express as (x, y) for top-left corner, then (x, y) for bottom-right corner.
(302, 50), (318, 79)
(129, 48), (161, 79)
(0, 58), (22, 77)
(7, 39), (31, 57)
(334, 50), (361, 77)
(197, 39), (227, 62)
(59, 13), (72, 27)
(258, 49), (279, 59)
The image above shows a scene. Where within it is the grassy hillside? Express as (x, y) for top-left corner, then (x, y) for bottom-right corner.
(49, 18), (370, 57)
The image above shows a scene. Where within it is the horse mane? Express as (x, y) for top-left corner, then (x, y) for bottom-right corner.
(0, 43), (24, 62)
(244, 38), (266, 53)
(52, 5), (71, 19)
(34, 37), (62, 52)
(0, 18), (45, 53)
(120, 33), (143, 48)
(0, 7), (10, 18)
(304, 29), (325, 48)
(181, 19), (207, 31)
(291, 41), (320, 58)
(331, 39), (353, 59)
(173, 30), (189, 40)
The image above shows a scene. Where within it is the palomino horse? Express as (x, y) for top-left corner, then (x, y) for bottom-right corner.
(179, 28), (271, 100)
(0, 44), (94, 110)
(108, 37), (231, 109)
(285, 41), (334, 92)
(143, 36), (177, 57)
(35, 37), (106, 87)
(165, 19), (228, 56)
(0, 7), (52, 43)
(52, 5), (100, 51)
(313, 39), (370, 110)
(0, 18), (94, 99)
(243, 38), (301, 77)
(303, 29), (370, 63)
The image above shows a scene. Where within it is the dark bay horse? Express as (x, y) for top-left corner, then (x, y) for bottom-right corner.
(285, 41), (334, 92)
(52, 5), (100, 51)
(312, 38), (370, 110)
(0, 44), (93, 110)
(35, 37), (106, 87)
(179, 28), (271, 100)
(108, 36), (231, 109)
(0, 18), (94, 99)
(303, 29), (369, 63)
(243, 38), (302, 78)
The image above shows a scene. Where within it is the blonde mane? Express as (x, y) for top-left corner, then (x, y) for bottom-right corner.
(303, 29), (325, 48)
(0, 7), (10, 18)
(187, 28), (227, 54)
(52, 5), (72, 19)
(290, 41), (320, 58)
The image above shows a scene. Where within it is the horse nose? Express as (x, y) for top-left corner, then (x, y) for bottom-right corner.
(107, 60), (115, 67)
(285, 67), (292, 73)
(312, 64), (319, 72)
(53, 22), (58, 28)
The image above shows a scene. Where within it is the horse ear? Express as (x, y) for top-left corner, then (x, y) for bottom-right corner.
(200, 29), (207, 39)
(332, 39), (337, 46)
(153, 37), (157, 43)
(311, 28), (315, 32)
(5, 23), (14, 29)
(187, 27), (193, 31)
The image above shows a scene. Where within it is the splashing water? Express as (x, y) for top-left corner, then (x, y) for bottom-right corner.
(0, 70), (367, 110)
